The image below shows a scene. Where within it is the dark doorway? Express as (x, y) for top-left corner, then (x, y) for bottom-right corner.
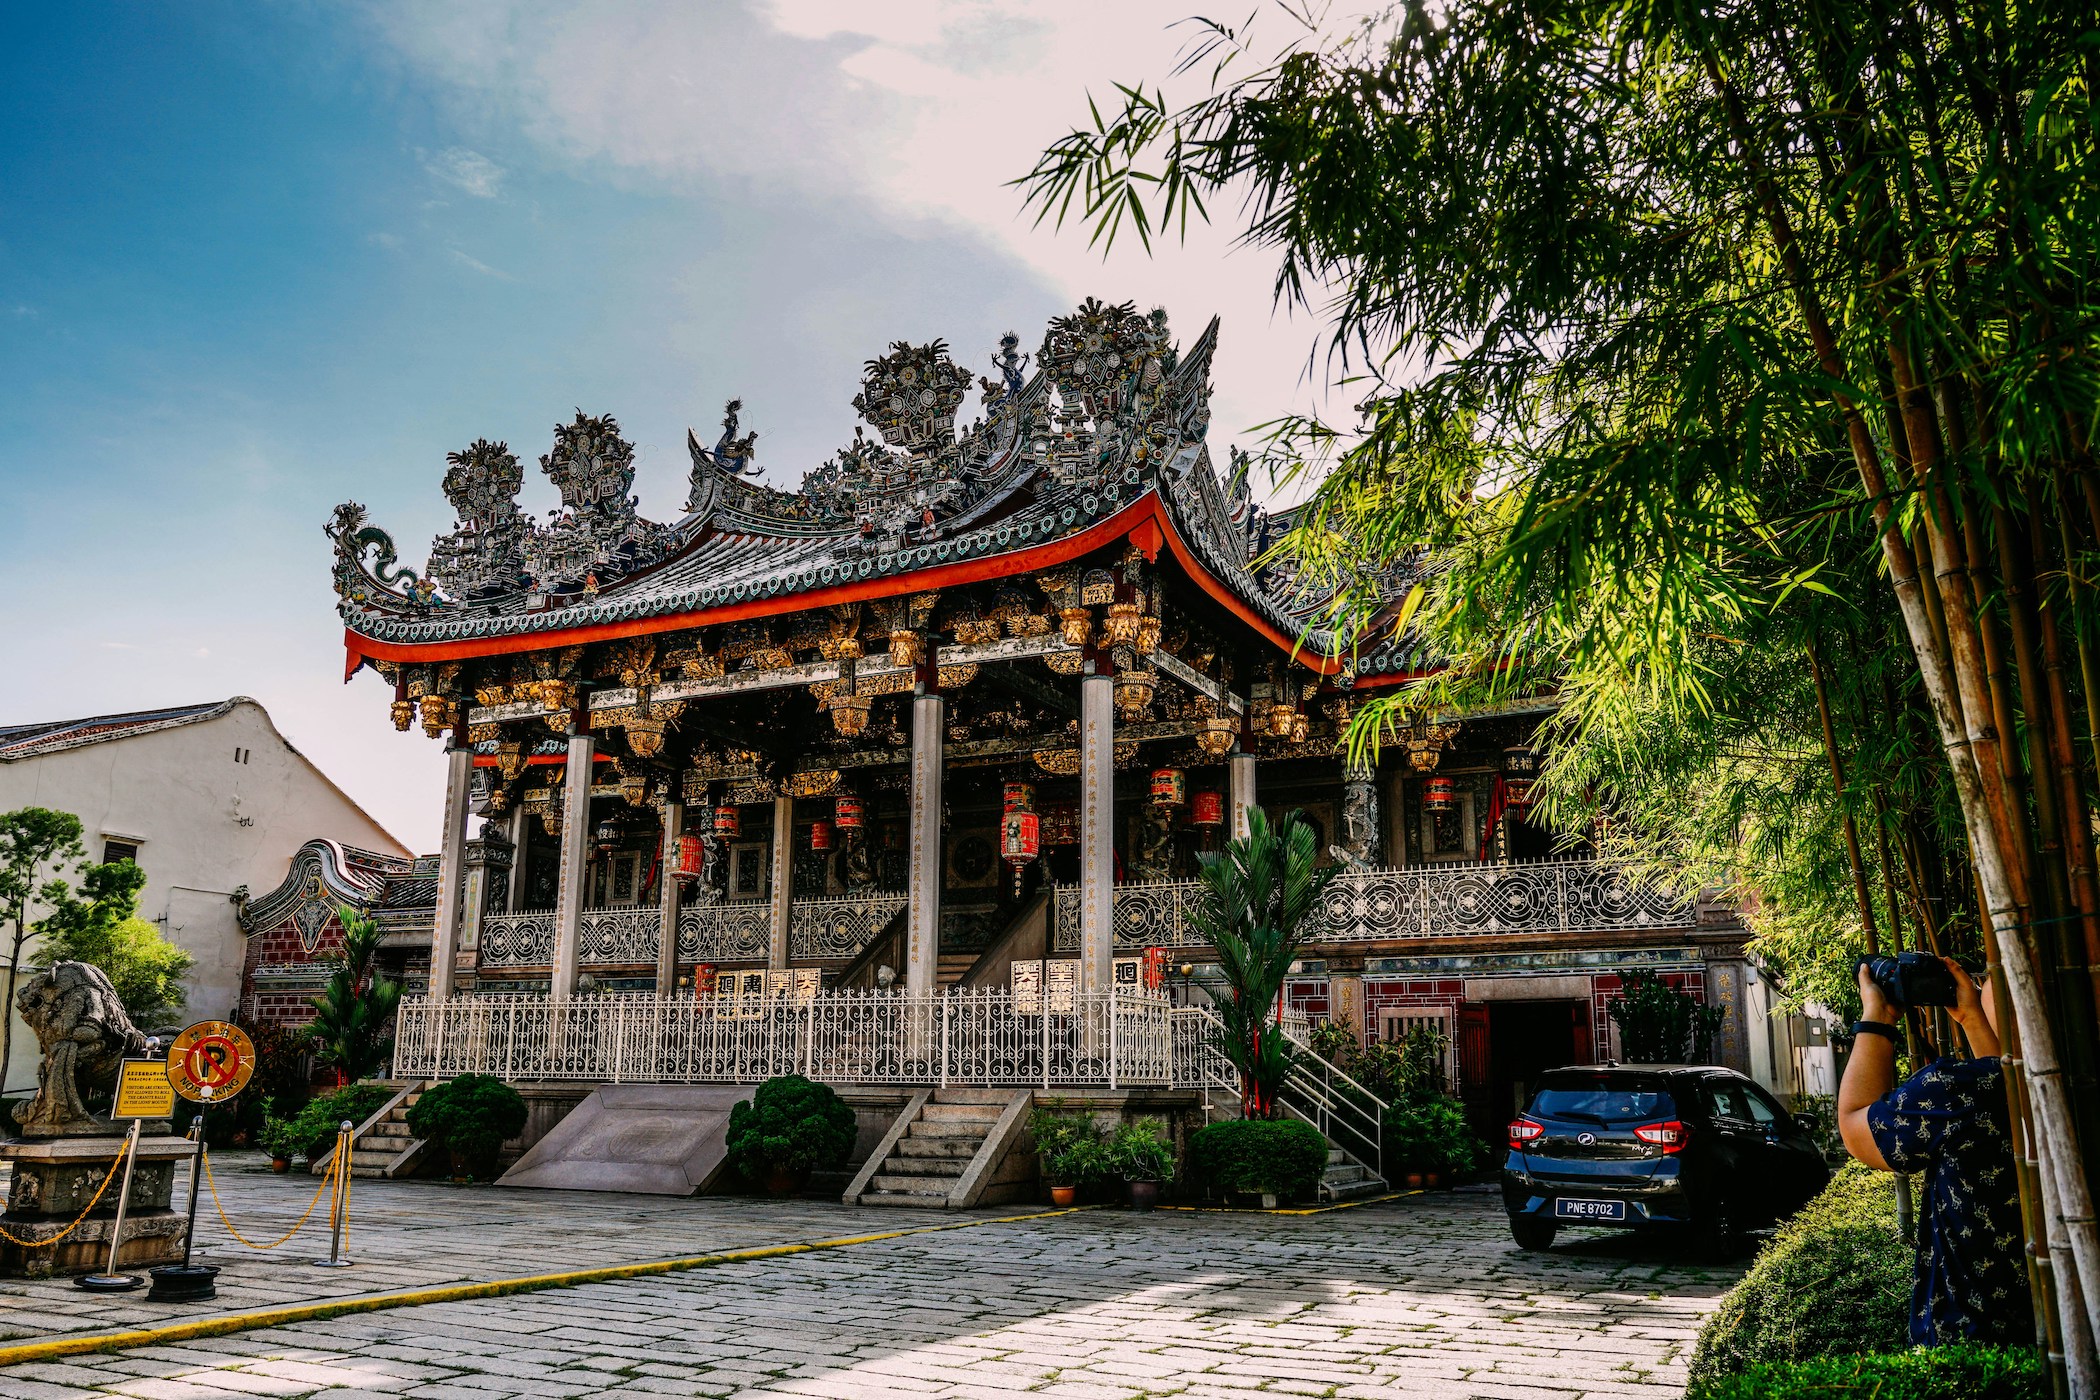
(1488, 999), (1592, 1124)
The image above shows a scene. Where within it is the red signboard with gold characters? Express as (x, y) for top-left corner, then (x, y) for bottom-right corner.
(165, 1020), (257, 1102)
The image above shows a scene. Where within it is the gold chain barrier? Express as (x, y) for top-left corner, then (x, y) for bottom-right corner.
(0, 1138), (131, 1248)
(201, 1147), (339, 1251)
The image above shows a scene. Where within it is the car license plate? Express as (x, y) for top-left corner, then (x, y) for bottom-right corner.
(1555, 1198), (1627, 1222)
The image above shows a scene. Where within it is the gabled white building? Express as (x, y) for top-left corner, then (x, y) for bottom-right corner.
(0, 698), (407, 1093)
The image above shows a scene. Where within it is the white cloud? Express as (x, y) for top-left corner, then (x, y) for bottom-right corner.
(448, 247), (515, 280)
(420, 144), (506, 197)
(366, 230), (404, 250)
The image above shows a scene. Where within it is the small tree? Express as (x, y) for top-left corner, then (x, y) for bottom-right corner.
(0, 808), (87, 1081)
(1184, 809), (1339, 1119)
(36, 859), (190, 1026)
(1608, 969), (1724, 1065)
(306, 906), (401, 1084)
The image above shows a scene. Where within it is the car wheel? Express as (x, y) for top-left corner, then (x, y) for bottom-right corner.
(1694, 1208), (1741, 1263)
(1509, 1215), (1558, 1252)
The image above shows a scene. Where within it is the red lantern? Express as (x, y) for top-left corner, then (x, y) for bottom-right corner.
(714, 804), (742, 838)
(1424, 776), (1456, 812)
(1149, 769), (1186, 806)
(1503, 777), (1537, 808)
(809, 819), (835, 852)
(834, 795), (864, 830)
(691, 964), (718, 998)
(1003, 781), (1035, 814)
(1001, 810), (1041, 865)
(1189, 791), (1225, 827)
(674, 833), (705, 880)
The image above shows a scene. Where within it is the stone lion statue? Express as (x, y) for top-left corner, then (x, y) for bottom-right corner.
(14, 962), (147, 1137)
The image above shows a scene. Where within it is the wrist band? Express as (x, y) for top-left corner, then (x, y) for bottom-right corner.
(1852, 1020), (1899, 1041)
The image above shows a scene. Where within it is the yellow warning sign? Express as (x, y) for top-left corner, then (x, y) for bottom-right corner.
(113, 1059), (176, 1119)
(165, 1020), (256, 1102)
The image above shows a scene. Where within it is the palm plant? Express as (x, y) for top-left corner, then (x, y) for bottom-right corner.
(306, 906), (402, 1085)
(1183, 809), (1338, 1119)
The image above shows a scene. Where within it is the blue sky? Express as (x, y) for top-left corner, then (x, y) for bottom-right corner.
(0, 2), (1333, 849)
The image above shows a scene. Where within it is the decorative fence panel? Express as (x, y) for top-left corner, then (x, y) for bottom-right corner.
(478, 910), (555, 968)
(789, 894), (907, 961)
(1052, 859), (1694, 952)
(393, 988), (1173, 1088)
(678, 902), (770, 962)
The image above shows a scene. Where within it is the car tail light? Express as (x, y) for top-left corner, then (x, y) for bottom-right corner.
(1634, 1120), (1690, 1153)
(1508, 1118), (1545, 1150)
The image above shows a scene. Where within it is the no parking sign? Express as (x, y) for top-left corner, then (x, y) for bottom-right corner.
(165, 1020), (256, 1102)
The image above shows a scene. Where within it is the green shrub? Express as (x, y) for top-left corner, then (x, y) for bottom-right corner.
(1688, 1343), (2045, 1400)
(1107, 1118), (1177, 1183)
(725, 1075), (856, 1184)
(289, 1082), (397, 1160)
(255, 1099), (305, 1161)
(407, 1074), (529, 1181)
(1688, 1162), (1912, 1385)
(1382, 1096), (1484, 1177)
(1307, 1016), (1360, 1065)
(1187, 1119), (1328, 1202)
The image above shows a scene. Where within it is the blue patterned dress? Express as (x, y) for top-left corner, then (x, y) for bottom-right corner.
(1866, 1056), (2034, 1345)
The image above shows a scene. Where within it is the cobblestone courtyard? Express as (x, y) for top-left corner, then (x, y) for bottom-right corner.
(0, 1160), (1745, 1400)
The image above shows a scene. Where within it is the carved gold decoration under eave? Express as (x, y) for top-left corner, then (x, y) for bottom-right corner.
(783, 770), (842, 798)
(936, 663), (979, 691)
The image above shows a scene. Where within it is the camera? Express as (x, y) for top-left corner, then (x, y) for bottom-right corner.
(1858, 951), (1958, 1009)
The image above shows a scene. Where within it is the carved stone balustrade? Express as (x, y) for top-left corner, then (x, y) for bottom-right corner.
(478, 895), (907, 970)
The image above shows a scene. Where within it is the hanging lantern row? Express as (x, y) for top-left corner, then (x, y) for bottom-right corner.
(594, 818), (623, 853)
(1150, 768), (1186, 807)
(1001, 810), (1042, 866)
(1423, 775), (1456, 812)
(1403, 715), (1462, 773)
(674, 833), (705, 880)
(1195, 715), (1237, 757)
(835, 794), (865, 830)
(827, 692), (873, 738)
(809, 819), (835, 852)
(1041, 802), (1079, 846)
(714, 804), (742, 838)
(1189, 790), (1226, 827)
(1502, 745), (1539, 808)
(1003, 782), (1035, 814)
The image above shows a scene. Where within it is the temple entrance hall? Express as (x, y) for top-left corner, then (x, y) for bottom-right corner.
(1488, 998), (1593, 1124)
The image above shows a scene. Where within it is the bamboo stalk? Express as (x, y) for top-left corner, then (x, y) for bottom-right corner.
(1809, 631), (1881, 954)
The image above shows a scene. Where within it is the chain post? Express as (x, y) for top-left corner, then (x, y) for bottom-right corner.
(313, 1121), (354, 1268)
(76, 1118), (144, 1292)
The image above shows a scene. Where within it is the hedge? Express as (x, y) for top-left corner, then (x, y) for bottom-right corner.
(1186, 1119), (1327, 1202)
(725, 1074), (857, 1183)
(406, 1074), (529, 1180)
(1687, 1161), (1912, 1385)
(1689, 1343), (2045, 1400)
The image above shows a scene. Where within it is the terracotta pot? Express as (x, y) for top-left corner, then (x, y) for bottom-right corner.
(1050, 1184), (1078, 1207)
(270, 1157), (290, 1174)
(764, 1163), (807, 1197)
(1425, 1171), (1443, 1189)
(1128, 1180), (1160, 1211)
(1404, 1172), (1425, 1189)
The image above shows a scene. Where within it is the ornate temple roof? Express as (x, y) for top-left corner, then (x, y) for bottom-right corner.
(329, 302), (1417, 681)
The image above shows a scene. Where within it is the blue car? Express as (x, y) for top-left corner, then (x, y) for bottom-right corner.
(1501, 1064), (1829, 1257)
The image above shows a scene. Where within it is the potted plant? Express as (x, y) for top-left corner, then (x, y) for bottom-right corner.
(256, 1102), (301, 1173)
(1031, 1108), (1102, 1205)
(725, 1074), (856, 1196)
(406, 1073), (530, 1183)
(1187, 1119), (1327, 1207)
(1109, 1118), (1176, 1209)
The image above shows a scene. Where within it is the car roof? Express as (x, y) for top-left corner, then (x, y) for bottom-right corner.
(1543, 1064), (1742, 1079)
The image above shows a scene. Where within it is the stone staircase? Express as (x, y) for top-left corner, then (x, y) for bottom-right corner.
(312, 1081), (428, 1180)
(1320, 1145), (1387, 1202)
(850, 1088), (1029, 1208)
(936, 952), (977, 987)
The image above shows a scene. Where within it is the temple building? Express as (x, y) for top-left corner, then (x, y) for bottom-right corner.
(317, 299), (1787, 1147)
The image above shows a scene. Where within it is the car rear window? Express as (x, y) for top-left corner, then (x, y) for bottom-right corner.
(1530, 1081), (1677, 1123)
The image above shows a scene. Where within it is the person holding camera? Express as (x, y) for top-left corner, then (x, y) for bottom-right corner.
(1837, 952), (2032, 1346)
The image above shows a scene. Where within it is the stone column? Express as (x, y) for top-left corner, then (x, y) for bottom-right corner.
(1340, 763), (1380, 866)
(768, 795), (794, 971)
(1228, 751), (1258, 843)
(1079, 668), (1115, 998)
(906, 689), (943, 999)
(457, 821), (514, 989)
(550, 730), (595, 999)
(426, 744), (475, 1000)
(505, 802), (531, 912)
(656, 801), (684, 993)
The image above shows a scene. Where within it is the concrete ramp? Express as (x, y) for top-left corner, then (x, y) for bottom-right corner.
(498, 1084), (754, 1196)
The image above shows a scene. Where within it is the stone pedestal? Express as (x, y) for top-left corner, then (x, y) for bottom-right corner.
(0, 1134), (193, 1278)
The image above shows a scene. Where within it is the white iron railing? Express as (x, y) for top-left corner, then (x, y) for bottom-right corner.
(476, 894), (904, 969)
(392, 988), (1172, 1089)
(1052, 858), (1695, 952)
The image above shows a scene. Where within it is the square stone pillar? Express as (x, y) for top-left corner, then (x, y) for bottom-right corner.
(550, 731), (595, 999)
(1228, 751), (1258, 843)
(1079, 669), (1115, 998)
(656, 801), (684, 993)
(426, 744), (475, 1000)
(906, 690), (943, 998)
(768, 795), (794, 971)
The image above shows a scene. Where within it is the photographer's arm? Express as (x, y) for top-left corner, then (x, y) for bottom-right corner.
(1838, 965), (1895, 1170)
